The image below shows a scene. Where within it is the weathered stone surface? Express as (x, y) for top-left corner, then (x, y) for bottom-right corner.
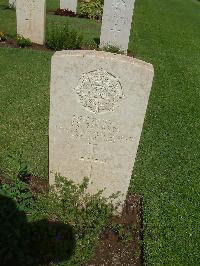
(9, 0), (16, 8)
(60, 0), (77, 13)
(16, 0), (46, 45)
(49, 50), (154, 208)
(100, 0), (135, 53)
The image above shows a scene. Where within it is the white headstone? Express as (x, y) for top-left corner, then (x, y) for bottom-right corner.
(16, 0), (46, 45)
(9, 0), (16, 8)
(49, 50), (154, 209)
(100, 0), (135, 53)
(60, 0), (77, 13)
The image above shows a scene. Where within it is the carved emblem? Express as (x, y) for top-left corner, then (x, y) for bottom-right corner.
(75, 69), (123, 114)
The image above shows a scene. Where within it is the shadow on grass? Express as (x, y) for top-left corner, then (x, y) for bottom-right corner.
(0, 195), (75, 266)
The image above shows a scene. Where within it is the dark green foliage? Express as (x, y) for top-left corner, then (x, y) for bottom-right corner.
(6, 153), (29, 179)
(79, 0), (104, 20)
(31, 176), (116, 265)
(107, 222), (134, 243)
(0, 194), (75, 265)
(16, 35), (32, 48)
(46, 24), (83, 50)
(0, 195), (31, 265)
(0, 176), (33, 212)
(0, 175), (116, 265)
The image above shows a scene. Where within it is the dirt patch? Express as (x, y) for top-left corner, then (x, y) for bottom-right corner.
(25, 175), (49, 194)
(85, 194), (143, 266)
(0, 38), (50, 51)
(0, 174), (49, 194)
(0, 38), (134, 57)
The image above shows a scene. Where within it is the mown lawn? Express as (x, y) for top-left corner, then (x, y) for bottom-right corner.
(0, 0), (200, 265)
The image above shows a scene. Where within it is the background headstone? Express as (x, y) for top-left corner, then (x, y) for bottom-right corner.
(60, 0), (77, 13)
(49, 50), (154, 208)
(100, 0), (135, 53)
(9, 0), (16, 8)
(16, 0), (46, 45)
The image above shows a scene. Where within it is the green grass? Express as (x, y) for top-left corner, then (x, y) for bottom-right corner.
(130, 0), (200, 265)
(0, 0), (200, 265)
(0, 47), (52, 177)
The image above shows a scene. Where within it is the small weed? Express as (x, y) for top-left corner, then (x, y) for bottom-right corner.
(108, 222), (134, 243)
(83, 40), (98, 50)
(6, 152), (30, 179)
(46, 24), (83, 51)
(102, 44), (124, 54)
(16, 35), (32, 48)
(0, 175), (33, 212)
(0, 31), (7, 42)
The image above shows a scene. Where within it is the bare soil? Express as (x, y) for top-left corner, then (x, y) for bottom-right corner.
(85, 194), (143, 266)
(0, 38), (50, 51)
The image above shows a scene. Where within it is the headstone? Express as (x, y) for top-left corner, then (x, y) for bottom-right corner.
(16, 0), (46, 45)
(49, 50), (154, 209)
(9, 0), (16, 8)
(60, 0), (77, 13)
(100, 0), (135, 53)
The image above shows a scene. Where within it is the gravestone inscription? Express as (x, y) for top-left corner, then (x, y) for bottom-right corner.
(16, 0), (46, 45)
(100, 0), (135, 53)
(49, 50), (154, 209)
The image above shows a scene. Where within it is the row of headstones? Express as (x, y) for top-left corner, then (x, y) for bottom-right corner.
(13, 0), (135, 53)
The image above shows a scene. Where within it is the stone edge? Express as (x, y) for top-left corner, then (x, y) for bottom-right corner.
(52, 50), (154, 73)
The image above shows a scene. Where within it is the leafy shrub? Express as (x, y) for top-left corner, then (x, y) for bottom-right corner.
(0, 32), (7, 42)
(16, 35), (32, 48)
(79, 0), (104, 20)
(46, 24), (83, 50)
(0, 183), (73, 265)
(55, 8), (76, 17)
(30, 176), (117, 265)
(0, 174), (119, 265)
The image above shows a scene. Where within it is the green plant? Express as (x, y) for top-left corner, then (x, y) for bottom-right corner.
(83, 39), (98, 49)
(0, 31), (7, 42)
(108, 222), (134, 243)
(30, 176), (118, 265)
(16, 35), (32, 48)
(0, 176), (33, 211)
(5, 152), (30, 179)
(46, 24), (83, 50)
(79, 0), (104, 20)
(102, 44), (123, 54)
